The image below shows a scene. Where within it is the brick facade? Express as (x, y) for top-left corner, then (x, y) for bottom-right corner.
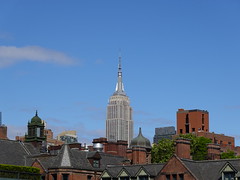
(92, 137), (128, 157)
(175, 138), (191, 159)
(177, 109), (209, 134)
(176, 108), (238, 155)
(0, 125), (7, 139)
(154, 156), (196, 180)
(195, 131), (235, 150)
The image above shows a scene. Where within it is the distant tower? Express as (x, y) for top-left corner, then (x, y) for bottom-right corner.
(25, 111), (46, 147)
(106, 56), (133, 146)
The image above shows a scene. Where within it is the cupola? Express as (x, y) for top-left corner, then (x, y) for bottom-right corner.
(130, 128), (151, 149)
(30, 110), (42, 124)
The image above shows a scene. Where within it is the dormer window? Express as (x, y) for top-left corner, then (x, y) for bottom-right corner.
(93, 160), (99, 168)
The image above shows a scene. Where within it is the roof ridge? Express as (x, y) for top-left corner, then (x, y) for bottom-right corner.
(181, 158), (240, 163)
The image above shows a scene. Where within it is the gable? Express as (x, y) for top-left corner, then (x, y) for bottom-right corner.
(119, 169), (130, 177)
(101, 171), (111, 178)
(32, 160), (46, 174)
(137, 168), (148, 176)
(161, 156), (189, 174)
(221, 163), (237, 173)
(223, 165), (234, 172)
(157, 156), (197, 180)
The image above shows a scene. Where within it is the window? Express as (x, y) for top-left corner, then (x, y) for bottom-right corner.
(192, 128), (195, 132)
(202, 114), (204, 124)
(223, 172), (235, 180)
(52, 174), (57, 180)
(185, 114), (189, 124)
(120, 177), (129, 180)
(36, 127), (41, 137)
(185, 124), (189, 133)
(179, 174), (184, 180)
(202, 126), (204, 131)
(93, 160), (99, 168)
(139, 176), (148, 180)
(166, 175), (170, 180)
(172, 174), (177, 180)
(87, 175), (92, 180)
(180, 129), (183, 134)
(62, 174), (69, 180)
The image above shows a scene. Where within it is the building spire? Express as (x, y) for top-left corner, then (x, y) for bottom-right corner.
(114, 55), (126, 95)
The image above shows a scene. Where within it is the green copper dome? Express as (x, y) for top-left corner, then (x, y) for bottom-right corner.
(31, 111), (42, 124)
(130, 128), (151, 149)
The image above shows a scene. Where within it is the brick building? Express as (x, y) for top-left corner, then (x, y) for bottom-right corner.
(93, 128), (151, 165)
(0, 112), (8, 140)
(176, 108), (236, 153)
(0, 139), (126, 180)
(177, 109), (209, 134)
(0, 125), (7, 140)
(92, 137), (128, 157)
(101, 138), (240, 180)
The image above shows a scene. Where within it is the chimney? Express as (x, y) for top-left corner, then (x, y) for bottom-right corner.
(207, 143), (221, 160)
(175, 138), (191, 159)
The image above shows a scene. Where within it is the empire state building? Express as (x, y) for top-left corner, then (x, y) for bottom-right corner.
(106, 57), (133, 146)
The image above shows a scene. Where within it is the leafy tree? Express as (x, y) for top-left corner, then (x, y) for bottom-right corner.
(151, 138), (174, 163)
(221, 150), (236, 159)
(179, 134), (212, 160)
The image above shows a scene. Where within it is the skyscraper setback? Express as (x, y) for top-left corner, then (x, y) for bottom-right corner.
(106, 57), (133, 146)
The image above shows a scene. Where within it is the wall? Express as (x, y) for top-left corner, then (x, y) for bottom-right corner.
(177, 109), (209, 134)
(156, 156), (196, 180)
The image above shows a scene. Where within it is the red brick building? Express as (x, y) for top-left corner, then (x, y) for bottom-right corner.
(93, 128), (151, 165)
(177, 109), (209, 134)
(0, 125), (7, 140)
(101, 138), (240, 180)
(176, 108), (236, 153)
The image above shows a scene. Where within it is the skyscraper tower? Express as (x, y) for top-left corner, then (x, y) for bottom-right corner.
(106, 56), (133, 146)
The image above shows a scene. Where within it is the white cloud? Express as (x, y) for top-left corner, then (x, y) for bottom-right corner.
(0, 46), (76, 67)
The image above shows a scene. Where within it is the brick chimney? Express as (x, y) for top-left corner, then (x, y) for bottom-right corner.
(0, 125), (7, 140)
(175, 138), (191, 159)
(207, 143), (221, 160)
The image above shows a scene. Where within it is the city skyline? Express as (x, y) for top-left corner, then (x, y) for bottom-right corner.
(0, 1), (240, 145)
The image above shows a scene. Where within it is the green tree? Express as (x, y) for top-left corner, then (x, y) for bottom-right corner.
(179, 134), (212, 160)
(221, 150), (236, 159)
(151, 138), (174, 163)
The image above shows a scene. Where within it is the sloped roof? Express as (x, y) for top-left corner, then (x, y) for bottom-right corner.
(98, 152), (127, 170)
(51, 144), (77, 169)
(143, 163), (165, 176)
(0, 139), (39, 166)
(181, 158), (240, 180)
(104, 163), (165, 178)
(31, 155), (57, 171)
(48, 145), (126, 171)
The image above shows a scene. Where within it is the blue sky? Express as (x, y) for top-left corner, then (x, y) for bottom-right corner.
(0, 1), (240, 145)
